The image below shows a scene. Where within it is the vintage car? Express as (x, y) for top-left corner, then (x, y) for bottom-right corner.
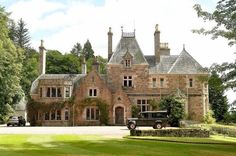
(127, 111), (168, 130)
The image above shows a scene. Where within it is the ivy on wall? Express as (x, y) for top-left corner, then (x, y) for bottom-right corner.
(81, 98), (109, 125)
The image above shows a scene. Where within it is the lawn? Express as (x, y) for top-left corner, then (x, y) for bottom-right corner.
(0, 134), (236, 156)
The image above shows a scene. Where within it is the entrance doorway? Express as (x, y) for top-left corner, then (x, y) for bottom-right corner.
(115, 107), (124, 125)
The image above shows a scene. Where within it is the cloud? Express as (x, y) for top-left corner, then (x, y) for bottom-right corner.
(6, 0), (236, 102)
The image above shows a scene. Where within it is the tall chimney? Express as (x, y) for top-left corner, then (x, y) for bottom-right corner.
(108, 27), (113, 61)
(92, 56), (100, 73)
(81, 56), (87, 74)
(39, 40), (46, 75)
(154, 24), (160, 63)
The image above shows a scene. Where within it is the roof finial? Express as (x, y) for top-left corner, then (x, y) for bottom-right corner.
(121, 26), (123, 37)
(40, 40), (44, 47)
(109, 27), (111, 32)
(183, 44), (185, 51)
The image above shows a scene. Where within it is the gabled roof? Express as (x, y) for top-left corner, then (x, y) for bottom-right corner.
(168, 48), (206, 74)
(108, 36), (148, 64)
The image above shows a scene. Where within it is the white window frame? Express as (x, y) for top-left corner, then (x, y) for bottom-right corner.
(160, 78), (164, 88)
(137, 99), (150, 112)
(123, 76), (133, 87)
(152, 78), (157, 88)
(65, 86), (71, 98)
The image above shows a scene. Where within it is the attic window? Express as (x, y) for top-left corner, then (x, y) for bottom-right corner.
(125, 59), (131, 68)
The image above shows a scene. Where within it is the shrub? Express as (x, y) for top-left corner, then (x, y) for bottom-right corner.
(130, 129), (210, 137)
(204, 110), (216, 124)
(131, 105), (139, 118)
(159, 95), (185, 127)
(211, 126), (236, 137)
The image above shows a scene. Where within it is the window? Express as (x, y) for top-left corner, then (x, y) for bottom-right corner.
(152, 78), (157, 88)
(125, 59), (131, 68)
(52, 87), (56, 97)
(57, 88), (62, 97)
(65, 108), (69, 120)
(160, 78), (164, 87)
(40, 88), (43, 97)
(56, 110), (61, 120)
(45, 112), (49, 120)
(89, 89), (97, 97)
(45, 87), (63, 98)
(86, 107), (99, 120)
(51, 111), (56, 120)
(124, 76), (133, 87)
(65, 87), (71, 97)
(137, 99), (150, 112)
(46, 87), (50, 97)
(189, 78), (193, 87)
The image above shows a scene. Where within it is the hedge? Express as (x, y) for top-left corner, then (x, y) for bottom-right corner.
(211, 126), (236, 137)
(130, 129), (210, 137)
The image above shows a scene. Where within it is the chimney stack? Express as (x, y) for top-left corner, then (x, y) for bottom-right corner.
(39, 40), (46, 75)
(92, 56), (100, 73)
(108, 27), (113, 61)
(81, 56), (87, 74)
(154, 24), (160, 63)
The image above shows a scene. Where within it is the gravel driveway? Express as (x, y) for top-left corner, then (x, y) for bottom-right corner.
(0, 125), (132, 138)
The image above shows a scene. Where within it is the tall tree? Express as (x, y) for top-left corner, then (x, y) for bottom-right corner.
(208, 70), (228, 121)
(0, 6), (24, 121)
(193, 0), (236, 93)
(70, 42), (82, 57)
(16, 18), (30, 48)
(193, 0), (236, 45)
(82, 40), (94, 60)
(46, 50), (81, 74)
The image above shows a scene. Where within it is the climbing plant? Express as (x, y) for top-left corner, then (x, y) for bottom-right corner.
(81, 98), (109, 125)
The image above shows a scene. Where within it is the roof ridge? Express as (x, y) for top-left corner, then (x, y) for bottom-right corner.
(168, 54), (180, 73)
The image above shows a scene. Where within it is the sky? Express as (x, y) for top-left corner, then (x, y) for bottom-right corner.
(1, 0), (235, 103)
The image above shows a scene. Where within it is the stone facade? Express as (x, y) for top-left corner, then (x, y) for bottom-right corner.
(30, 25), (209, 126)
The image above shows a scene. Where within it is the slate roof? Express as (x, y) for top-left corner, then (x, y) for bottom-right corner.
(30, 74), (86, 94)
(108, 35), (148, 64)
(168, 49), (206, 74)
(148, 48), (207, 74)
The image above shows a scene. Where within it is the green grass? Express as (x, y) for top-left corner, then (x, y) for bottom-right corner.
(126, 135), (236, 144)
(0, 134), (236, 156)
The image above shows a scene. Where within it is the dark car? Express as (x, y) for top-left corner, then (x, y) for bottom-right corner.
(7, 116), (26, 126)
(127, 111), (168, 130)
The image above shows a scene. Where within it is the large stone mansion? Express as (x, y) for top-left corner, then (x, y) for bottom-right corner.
(30, 25), (209, 126)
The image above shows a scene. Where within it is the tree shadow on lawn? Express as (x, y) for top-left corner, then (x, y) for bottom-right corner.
(0, 137), (236, 156)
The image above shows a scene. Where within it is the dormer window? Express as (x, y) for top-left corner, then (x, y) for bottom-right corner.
(122, 49), (133, 68)
(125, 59), (131, 68)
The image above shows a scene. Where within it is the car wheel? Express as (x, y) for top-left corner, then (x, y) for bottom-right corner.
(129, 123), (136, 130)
(155, 123), (162, 129)
(7, 124), (10, 127)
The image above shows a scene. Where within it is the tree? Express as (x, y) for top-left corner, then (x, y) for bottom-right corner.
(70, 42), (82, 57)
(82, 40), (94, 60)
(208, 70), (228, 121)
(0, 6), (24, 121)
(16, 18), (30, 48)
(159, 96), (185, 126)
(193, 0), (236, 46)
(212, 62), (236, 91)
(46, 50), (81, 74)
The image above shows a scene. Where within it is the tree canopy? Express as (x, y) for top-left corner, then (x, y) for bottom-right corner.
(208, 70), (228, 121)
(193, 0), (236, 45)
(0, 6), (24, 121)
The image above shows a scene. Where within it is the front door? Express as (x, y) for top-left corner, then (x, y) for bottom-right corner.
(115, 107), (124, 125)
